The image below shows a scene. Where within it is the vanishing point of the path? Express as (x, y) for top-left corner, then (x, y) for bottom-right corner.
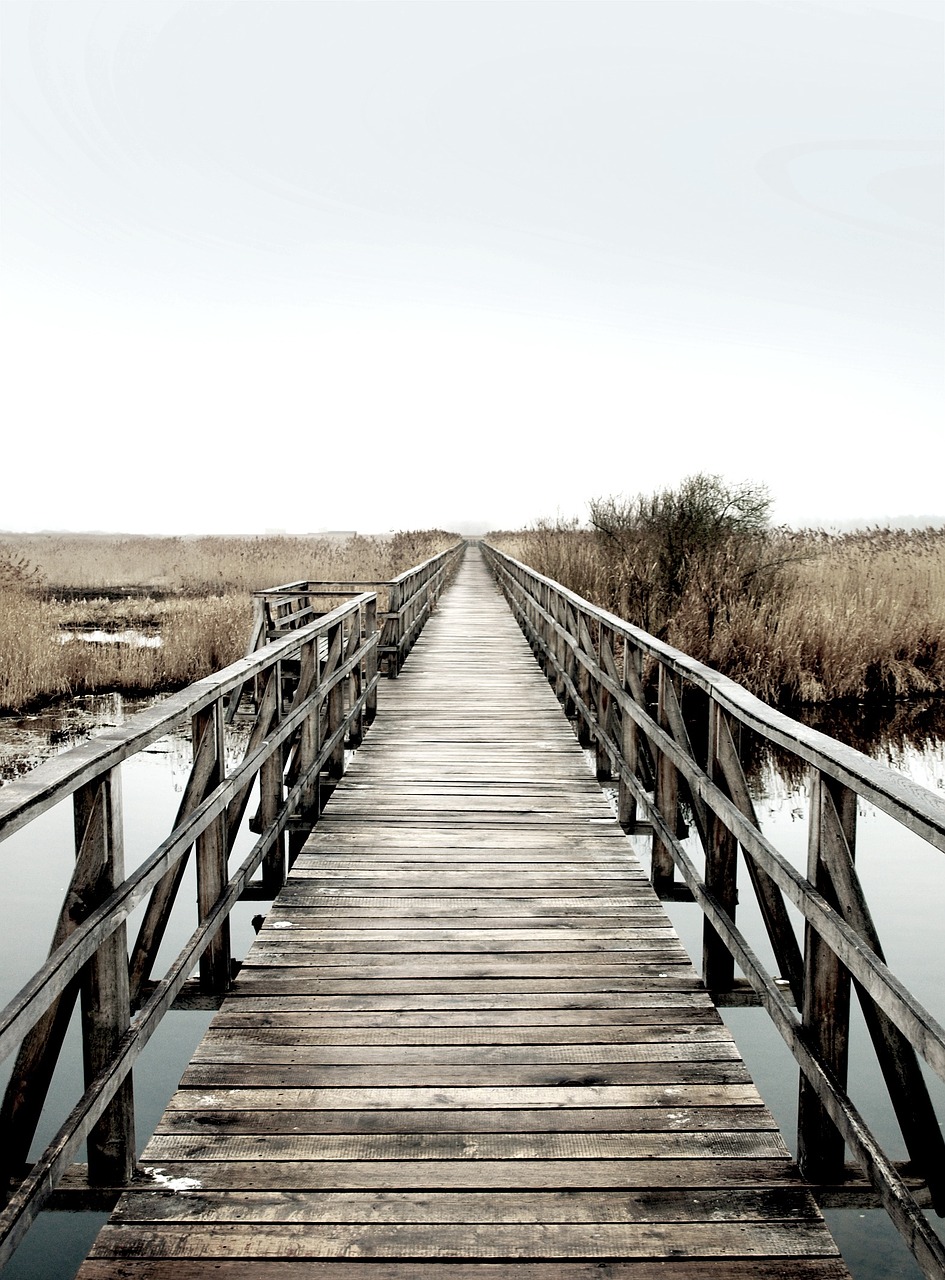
(77, 549), (850, 1278)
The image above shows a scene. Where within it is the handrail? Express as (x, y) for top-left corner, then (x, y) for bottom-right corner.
(481, 541), (945, 1280)
(247, 541), (465, 676)
(0, 591), (380, 1263)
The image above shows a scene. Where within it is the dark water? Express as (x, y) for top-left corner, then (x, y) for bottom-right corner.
(0, 697), (267, 1279)
(624, 730), (945, 1280)
(1, 695), (943, 1278)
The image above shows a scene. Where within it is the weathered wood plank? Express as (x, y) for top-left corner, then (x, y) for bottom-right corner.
(76, 549), (848, 1279)
(77, 1261), (852, 1279)
(87, 1219), (839, 1260)
(156, 1106), (775, 1135)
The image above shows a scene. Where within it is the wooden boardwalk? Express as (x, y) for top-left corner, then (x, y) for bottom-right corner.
(78, 549), (849, 1278)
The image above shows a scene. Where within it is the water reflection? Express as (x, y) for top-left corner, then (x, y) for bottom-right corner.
(2, 694), (943, 1280)
(0, 694), (267, 1280)
(0, 692), (165, 782)
(59, 629), (162, 649)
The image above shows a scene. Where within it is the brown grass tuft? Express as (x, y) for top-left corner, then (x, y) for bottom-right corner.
(0, 531), (457, 713)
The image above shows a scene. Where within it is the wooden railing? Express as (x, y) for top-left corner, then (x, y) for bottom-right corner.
(482, 542), (945, 1280)
(246, 541), (465, 676)
(0, 591), (381, 1263)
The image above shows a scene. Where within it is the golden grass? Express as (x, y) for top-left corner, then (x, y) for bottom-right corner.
(0, 531), (457, 713)
(0, 530), (454, 595)
(492, 525), (945, 707)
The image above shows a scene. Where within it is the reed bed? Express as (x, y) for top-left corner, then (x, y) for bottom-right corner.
(0, 530), (453, 595)
(0, 531), (456, 713)
(492, 524), (945, 707)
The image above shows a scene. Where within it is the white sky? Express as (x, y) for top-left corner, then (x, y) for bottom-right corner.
(1, 0), (942, 534)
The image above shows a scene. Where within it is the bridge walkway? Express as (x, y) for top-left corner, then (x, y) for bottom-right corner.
(78, 548), (849, 1278)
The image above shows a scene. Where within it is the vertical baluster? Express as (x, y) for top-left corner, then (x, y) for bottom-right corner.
(650, 664), (677, 893)
(386, 580), (403, 677)
(349, 605), (366, 749)
(575, 613), (593, 748)
(702, 701), (737, 993)
(288, 636), (319, 867)
(617, 639), (639, 832)
(552, 591), (567, 705)
(77, 769), (135, 1185)
(797, 768), (852, 1181)
(563, 603), (578, 720)
(261, 660), (286, 895)
(328, 620), (346, 781)
(595, 623), (612, 781)
(364, 596), (378, 727)
(196, 698), (231, 994)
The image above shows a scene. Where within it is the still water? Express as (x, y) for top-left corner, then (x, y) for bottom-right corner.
(0, 696), (943, 1278)
(625, 730), (945, 1280)
(0, 698), (265, 1279)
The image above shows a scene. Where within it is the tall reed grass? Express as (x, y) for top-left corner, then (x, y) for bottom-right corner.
(0, 531), (456, 713)
(0, 530), (454, 595)
(493, 524), (945, 707)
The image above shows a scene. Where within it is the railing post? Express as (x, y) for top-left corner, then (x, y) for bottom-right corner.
(288, 636), (319, 866)
(595, 623), (613, 781)
(328, 620), (346, 781)
(261, 661), (286, 896)
(386, 581), (403, 677)
(196, 699), (231, 994)
(575, 613), (593, 748)
(703, 701), (737, 993)
(552, 591), (567, 706)
(348, 607), (365, 750)
(76, 769), (135, 1185)
(650, 663), (678, 893)
(617, 653), (639, 833)
(364, 597), (378, 726)
(797, 768), (852, 1182)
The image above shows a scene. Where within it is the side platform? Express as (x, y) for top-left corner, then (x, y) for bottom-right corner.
(77, 550), (849, 1278)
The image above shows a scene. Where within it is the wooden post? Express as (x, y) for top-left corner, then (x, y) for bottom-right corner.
(617, 704), (639, 833)
(650, 663), (677, 894)
(77, 770), (135, 1186)
(575, 614), (593, 748)
(343, 612), (363, 750)
(552, 592), (567, 706)
(289, 637), (319, 866)
(386, 581), (403, 677)
(328, 621), (346, 781)
(364, 597), (378, 726)
(196, 699), (231, 994)
(349, 608), (366, 749)
(562, 603), (578, 720)
(702, 702), (737, 993)
(798, 768), (852, 1182)
(261, 661), (286, 895)
(595, 624), (613, 781)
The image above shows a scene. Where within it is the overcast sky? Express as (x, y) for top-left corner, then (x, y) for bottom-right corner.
(1, 0), (942, 534)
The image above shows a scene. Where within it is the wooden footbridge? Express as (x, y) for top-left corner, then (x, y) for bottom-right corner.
(1, 543), (944, 1278)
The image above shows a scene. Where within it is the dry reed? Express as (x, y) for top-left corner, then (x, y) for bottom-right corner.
(0, 531), (457, 713)
(492, 525), (945, 707)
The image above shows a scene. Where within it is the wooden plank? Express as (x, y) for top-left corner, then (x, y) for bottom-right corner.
(86, 1219), (838, 1260)
(76, 1261), (852, 1280)
(109, 1186), (817, 1223)
(156, 1107), (775, 1135)
(76, 549), (849, 1279)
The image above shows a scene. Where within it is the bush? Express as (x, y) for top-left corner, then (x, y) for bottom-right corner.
(587, 474), (783, 644)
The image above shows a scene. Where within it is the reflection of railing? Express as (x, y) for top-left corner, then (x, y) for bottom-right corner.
(247, 542), (466, 677)
(0, 592), (379, 1263)
(481, 542), (945, 1280)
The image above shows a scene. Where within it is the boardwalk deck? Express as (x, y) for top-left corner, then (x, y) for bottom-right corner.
(77, 549), (850, 1278)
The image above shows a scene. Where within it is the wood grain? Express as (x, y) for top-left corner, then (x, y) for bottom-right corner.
(76, 549), (848, 1278)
